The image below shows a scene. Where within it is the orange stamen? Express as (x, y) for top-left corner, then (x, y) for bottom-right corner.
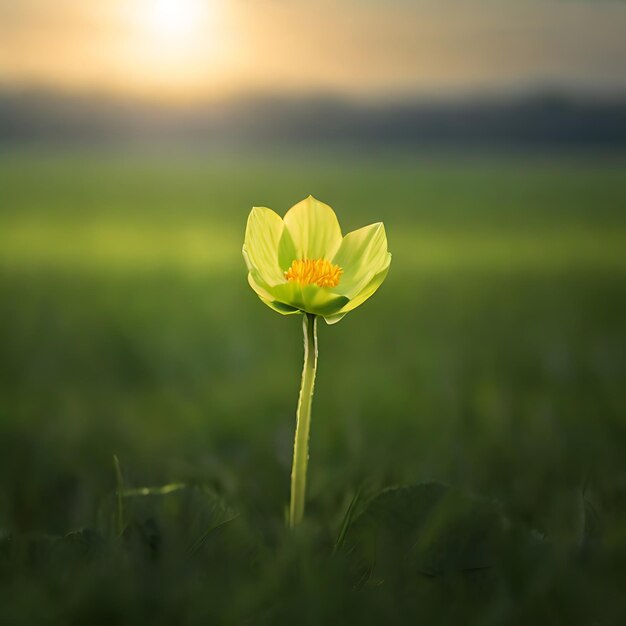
(285, 258), (343, 288)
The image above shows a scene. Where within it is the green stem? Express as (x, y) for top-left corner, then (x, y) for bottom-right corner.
(289, 312), (318, 528)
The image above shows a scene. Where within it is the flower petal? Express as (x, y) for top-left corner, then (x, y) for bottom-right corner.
(260, 298), (302, 316)
(332, 222), (389, 297)
(277, 226), (298, 272)
(321, 254), (391, 324)
(338, 254), (391, 314)
(267, 282), (348, 316)
(247, 271), (274, 300)
(283, 196), (343, 261)
(322, 311), (347, 325)
(243, 207), (285, 286)
(248, 273), (301, 315)
(301, 285), (349, 316)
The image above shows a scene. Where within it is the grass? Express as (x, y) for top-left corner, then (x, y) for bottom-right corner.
(0, 152), (625, 624)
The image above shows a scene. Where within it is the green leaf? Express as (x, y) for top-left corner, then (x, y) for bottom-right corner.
(334, 485), (364, 554)
(343, 482), (506, 585)
(51, 528), (106, 565)
(99, 484), (239, 558)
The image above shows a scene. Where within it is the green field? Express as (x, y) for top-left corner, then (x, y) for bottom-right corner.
(1, 153), (625, 624)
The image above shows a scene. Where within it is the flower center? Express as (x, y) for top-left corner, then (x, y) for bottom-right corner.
(285, 258), (343, 288)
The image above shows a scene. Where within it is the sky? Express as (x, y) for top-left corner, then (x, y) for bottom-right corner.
(1, 0), (626, 101)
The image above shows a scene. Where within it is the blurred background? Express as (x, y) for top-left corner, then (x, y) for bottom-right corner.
(1, 1), (625, 623)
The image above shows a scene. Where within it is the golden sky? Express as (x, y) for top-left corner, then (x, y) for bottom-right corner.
(1, 0), (626, 100)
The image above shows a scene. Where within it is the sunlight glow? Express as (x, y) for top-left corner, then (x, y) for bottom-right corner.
(119, 0), (233, 97)
(145, 0), (206, 42)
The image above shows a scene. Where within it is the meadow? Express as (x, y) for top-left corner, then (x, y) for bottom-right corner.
(1, 152), (625, 624)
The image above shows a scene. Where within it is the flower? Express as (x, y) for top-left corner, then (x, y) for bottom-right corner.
(243, 195), (391, 324)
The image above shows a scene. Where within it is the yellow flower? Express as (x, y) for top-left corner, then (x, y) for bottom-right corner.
(243, 196), (391, 324)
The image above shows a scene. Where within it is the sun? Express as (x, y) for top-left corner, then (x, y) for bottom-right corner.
(117, 0), (233, 96)
(127, 0), (223, 50)
(146, 0), (206, 42)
